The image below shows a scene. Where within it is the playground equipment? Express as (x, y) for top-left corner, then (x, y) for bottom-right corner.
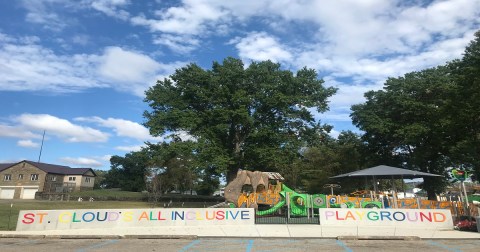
(224, 170), (380, 216)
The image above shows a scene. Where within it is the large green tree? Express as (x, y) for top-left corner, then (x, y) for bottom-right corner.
(144, 57), (336, 182)
(105, 151), (150, 192)
(146, 140), (219, 195)
(448, 31), (480, 180)
(299, 131), (369, 194)
(351, 66), (455, 199)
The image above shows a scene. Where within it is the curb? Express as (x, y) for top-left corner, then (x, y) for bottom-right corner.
(0, 234), (198, 240)
(337, 236), (421, 241)
(45, 235), (122, 239)
(122, 235), (197, 239)
(0, 234), (46, 239)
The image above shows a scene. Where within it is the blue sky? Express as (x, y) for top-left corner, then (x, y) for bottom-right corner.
(1, 0), (479, 170)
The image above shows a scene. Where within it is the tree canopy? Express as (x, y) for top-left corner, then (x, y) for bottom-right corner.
(144, 57), (336, 182)
(350, 31), (480, 199)
(448, 31), (480, 181)
(351, 66), (454, 199)
(107, 32), (480, 199)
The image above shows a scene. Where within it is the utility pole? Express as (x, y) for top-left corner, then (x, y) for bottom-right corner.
(38, 130), (45, 163)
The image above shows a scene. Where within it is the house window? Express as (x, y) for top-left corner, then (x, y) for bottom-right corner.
(69, 177), (76, 181)
(49, 175), (57, 181)
(30, 174), (39, 181)
(85, 177), (91, 183)
(3, 174), (11, 181)
(18, 174), (24, 180)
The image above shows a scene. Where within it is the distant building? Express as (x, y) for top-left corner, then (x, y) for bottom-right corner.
(0, 160), (96, 199)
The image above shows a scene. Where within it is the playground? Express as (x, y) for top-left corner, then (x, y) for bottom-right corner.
(223, 170), (477, 227)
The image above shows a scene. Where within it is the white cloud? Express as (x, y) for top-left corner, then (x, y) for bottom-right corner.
(74, 116), (162, 142)
(17, 139), (40, 148)
(20, 0), (83, 32)
(22, 0), (68, 31)
(231, 32), (292, 64)
(89, 0), (131, 20)
(0, 37), (184, 97)
(96, 46), (187, 96)
(14, 114), (109, 143)
(0, 125), (42, 139)
(0, 38), (105, 93)
(131, 0), (228, 35)
(328, 129), (340, 139)
(5, 0), (480, 136)
(100, 155), (112, 161)
(128, 0), (479, 92)
(72, 34), (90, 46)
(98, 47), (160, 83)
(152, 34), (200, 53)
(165, 130), (196, 142)
(59, 157), (104, 167)
(115, 145), (144, 152)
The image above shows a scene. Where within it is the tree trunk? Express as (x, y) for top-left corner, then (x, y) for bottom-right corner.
(226, 166), (239, 184)
(423, 176), (438, 201)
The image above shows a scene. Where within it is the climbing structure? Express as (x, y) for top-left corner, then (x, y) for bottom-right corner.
(224, 170), (331, 216)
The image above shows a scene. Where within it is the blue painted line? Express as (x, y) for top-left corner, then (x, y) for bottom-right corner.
(75, 239), (118, 252)
(427, 241), (462, 252)
(178, 239), (201, 252)
(245, 239), (254, 252)
(0, 239), (38, 247)
(335, 240), (353, 252)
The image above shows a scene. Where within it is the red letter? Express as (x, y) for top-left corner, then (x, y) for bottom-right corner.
(22, 213), (35, 224)
(336, 211), (345, 220)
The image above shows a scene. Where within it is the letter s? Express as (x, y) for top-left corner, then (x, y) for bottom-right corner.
(22, 213), (35, 224)
(122, 211), (133, 222)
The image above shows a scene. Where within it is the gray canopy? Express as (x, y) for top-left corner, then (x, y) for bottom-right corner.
(330, 165), (442, 179)
(330, 165), (442, 208)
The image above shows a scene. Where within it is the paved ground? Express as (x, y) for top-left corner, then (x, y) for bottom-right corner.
(1, 237), (480, 252)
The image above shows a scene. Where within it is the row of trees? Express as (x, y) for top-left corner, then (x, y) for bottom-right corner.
(103, 31), (479, 199)
(351, 31), (480, 199)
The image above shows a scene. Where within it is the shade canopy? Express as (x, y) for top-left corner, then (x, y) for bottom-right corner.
(330, 165), (442, 179)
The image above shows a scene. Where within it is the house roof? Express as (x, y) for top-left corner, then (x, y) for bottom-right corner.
(0, 163), (15, 172)
(0, 160), (96, 176)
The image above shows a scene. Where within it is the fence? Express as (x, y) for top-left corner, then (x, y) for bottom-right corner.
(255, 193), (319, 224)
(255, 193), (477, 224)
(326, 195), (477, 219)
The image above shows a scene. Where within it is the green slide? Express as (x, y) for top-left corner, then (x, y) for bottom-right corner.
(256, 199), (286, 215)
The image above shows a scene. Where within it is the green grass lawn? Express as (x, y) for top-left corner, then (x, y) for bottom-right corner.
(0, 200), (152, 231)
(63, 189), (148, 201)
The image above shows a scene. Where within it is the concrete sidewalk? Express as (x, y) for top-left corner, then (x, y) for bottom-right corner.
(1, 225), (480, 240)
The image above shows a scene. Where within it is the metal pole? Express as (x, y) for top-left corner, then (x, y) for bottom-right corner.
(461, 181), (470, 216)
(391, 177), (398, 208)
(307, 195), (310, 219)
(458, 183), (464, 213)
(38, 130), (46, 163)
(286, 192), (290, 221)
(8, 203), (13, 230)
(310, 195), (314, 218)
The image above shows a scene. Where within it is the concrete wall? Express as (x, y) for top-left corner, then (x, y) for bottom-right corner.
(318, 209), (453, 229)
(16, 208), (255, 231)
